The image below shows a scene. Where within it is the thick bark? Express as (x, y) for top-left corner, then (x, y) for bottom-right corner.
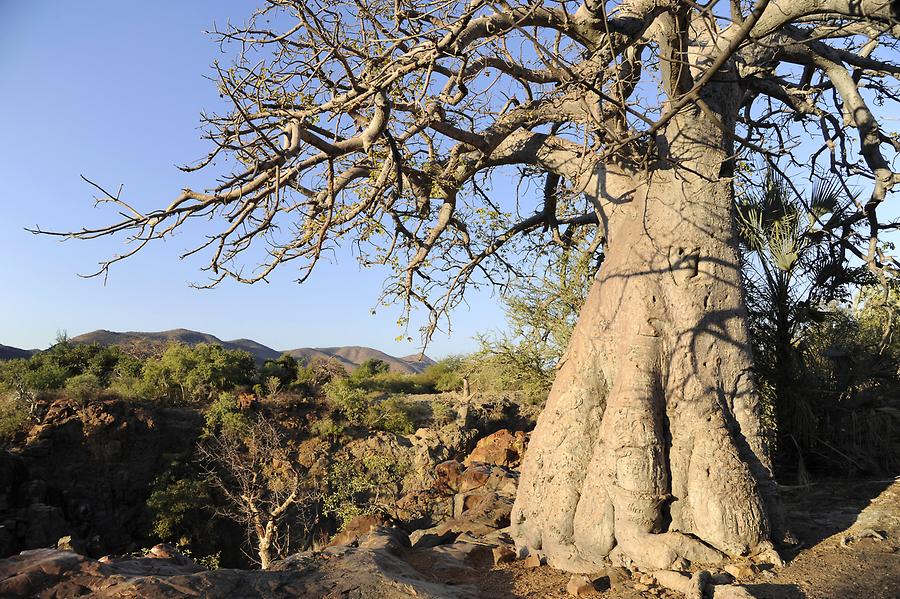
(512, 88), (782, 572)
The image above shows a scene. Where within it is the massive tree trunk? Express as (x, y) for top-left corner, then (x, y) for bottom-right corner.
(511, 82), (783, 572)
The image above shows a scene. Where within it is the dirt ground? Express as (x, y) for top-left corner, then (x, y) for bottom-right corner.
(435, 477), (900, 599)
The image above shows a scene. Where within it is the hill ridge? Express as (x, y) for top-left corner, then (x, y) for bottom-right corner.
(0, 344), (36, 361)
(26, 329), (436, 373)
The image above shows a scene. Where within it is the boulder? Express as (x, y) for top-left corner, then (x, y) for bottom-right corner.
(416, 542), (494, 582)
(399, 461), (517, 541)
(412, 530), (459, 549)
(492, 545), (515, 565)
(463, 429), (527, 468)
(433, 461), (518, 498)
(394, 488), (454, 528)
(567, 574), (597, 596)
(523, 553), (543, 568)
(328, 513), (401, 548)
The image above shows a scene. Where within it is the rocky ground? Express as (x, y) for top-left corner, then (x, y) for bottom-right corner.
(0, 396), (898, 598)
(1, 476), (898, 598)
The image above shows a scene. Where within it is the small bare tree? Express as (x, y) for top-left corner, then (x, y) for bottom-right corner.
(197, 418), (318, 569)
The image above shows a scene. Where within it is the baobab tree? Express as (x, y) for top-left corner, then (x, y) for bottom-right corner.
(40, 0), (900, 573)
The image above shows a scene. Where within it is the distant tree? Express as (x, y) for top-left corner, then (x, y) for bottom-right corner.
(259, 354), (300, 388)
(416, 356), (466, 392)
(0, 359), (67, 394)
(146, 459), (217, 552)
(295, 357), (346, 388)
(64, 373), (103, 406)
(149, 343), (256, 403)
(324, 377), (371, 424)
(472, 234), (600, 402)
(353, 359), (390, 380)
(0, 342), (137, 396)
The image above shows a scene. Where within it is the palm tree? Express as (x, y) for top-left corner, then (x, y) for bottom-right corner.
(736, 168), (866, 465)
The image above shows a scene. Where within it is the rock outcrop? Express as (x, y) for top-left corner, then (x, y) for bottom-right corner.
(0, 530), (486, 598)
(401, 460), (519, 545)
(0, 398), (203, 558)
(463, 429), (527, 469)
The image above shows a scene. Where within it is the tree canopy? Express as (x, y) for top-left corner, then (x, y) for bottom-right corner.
(38, 0), (900, 343)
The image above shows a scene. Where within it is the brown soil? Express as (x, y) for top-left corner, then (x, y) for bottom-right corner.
(410, 477), (900, 599)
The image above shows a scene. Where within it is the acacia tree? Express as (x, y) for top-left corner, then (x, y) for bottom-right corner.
(41, 0), (900, 573)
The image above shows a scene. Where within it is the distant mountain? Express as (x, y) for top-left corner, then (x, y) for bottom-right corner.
(285, 346), (435, 374)
(65, 329), (433, 373)
(69, 329), (282, 364)
(0, 344), (35, 361)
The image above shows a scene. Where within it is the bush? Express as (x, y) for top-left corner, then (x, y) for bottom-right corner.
(324, 378), (371, 424)
(750, 285), (900, 475)
(430, 400), (454, 426)
(295, 357), (347, 394)
(0, 393), (30, 444)
(203, 392), (251, 438)
(147, 472), (214, 543)
(107, 373), (161, 402)
(143, 343), (257, 403)
(310, 417), (345, 442)
(416, 357), (465, 392)
(365, 396), (415, 435)
(259, 355), (299, 389)
(368, 372), (427, 394)
(0, 358), (67, 393)
(64, 373), (103, 405)
(323, 454), (407, 531)
(464, 345), (552, 405)
(343, 359), (427, 395)
(352, 359), (390, 380)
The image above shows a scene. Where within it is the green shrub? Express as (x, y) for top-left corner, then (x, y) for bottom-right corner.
(0, 340), (137, 395)
(107, 374), (161, 401)
(324, 378), (371, 424)
(345, 359), (427, 395)
(203, 392), (251, 438)
(137, 343), (257, 404)
(365, 396), (415, 435)
(323, 454), (407, 530)
(147, 475), (213, 541)
(294, 358), (347, 394)
(369, 372), (427, 394)
(352, 359), (390, 381)
(145, 458), (217, 560)
(264, 376), (282, 399)
(259, 354), (299, 388)
(416, 357), (465, 392)
(0, 358), (67, 393)
(310, 417), (345, 442)
(430, 400), (454, 426)
(0, 393), (30, 444)
(64, 373), (103, 405)
(464, 346), (551, 405)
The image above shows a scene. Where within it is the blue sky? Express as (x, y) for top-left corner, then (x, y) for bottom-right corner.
(0, 1), (507, 355)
